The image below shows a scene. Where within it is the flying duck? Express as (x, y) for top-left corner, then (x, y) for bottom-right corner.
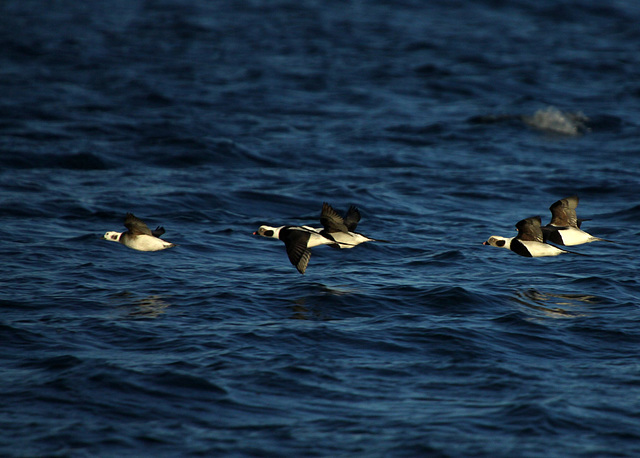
(104, 213), (176, 252)
(484, 216), (585, 257)
(542, 195), (613, 245)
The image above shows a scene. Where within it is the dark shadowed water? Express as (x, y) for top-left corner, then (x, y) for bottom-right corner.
(2, 0), (640, 456)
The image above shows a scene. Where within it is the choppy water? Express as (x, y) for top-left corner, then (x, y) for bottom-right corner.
(2, 0), (640, 456)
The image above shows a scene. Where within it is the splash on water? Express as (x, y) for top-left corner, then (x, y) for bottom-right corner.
(523, 106), (590, 136)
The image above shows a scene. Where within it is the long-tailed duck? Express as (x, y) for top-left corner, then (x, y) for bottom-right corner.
(104, 213), (176, 251)
(319, 202), (387, 248)
(253, 224), (338, 274)
(542, 195), (614, 246)
(484, 216), (585, 257)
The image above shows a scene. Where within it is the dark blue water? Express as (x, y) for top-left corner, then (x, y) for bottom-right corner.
(2, 0), (640, 456)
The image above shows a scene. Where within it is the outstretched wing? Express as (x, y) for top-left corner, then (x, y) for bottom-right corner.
(343, 205), (361, 232)
(124, 213), (153, 236)
(280, 228), (313, 274)
(549, 195), (579, 227)
(515, 216), (544, 243)
(287, 245), (311, 274)
(320, 202), (349, 233)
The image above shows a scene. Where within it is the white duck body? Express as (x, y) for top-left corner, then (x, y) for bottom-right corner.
(543, 225), (605, 246)
(323, 230), (375, 248)
(104, 213), (176, 252)
(104, 231), (176, 252)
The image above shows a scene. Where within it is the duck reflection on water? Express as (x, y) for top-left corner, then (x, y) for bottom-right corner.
(289, 283), (358, 320)
(513, 289), (600, 318)
(111, 292), (171, 319)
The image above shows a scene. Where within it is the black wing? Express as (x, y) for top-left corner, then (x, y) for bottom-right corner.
(320, 202), (349, 233)
(343, 205), (361, 232)
(515, 216), (544, 243)
(280, 228), (312, 274)
(549, 195), (579, 227)
(541, 226), (563, 245)
(124, 213), (153, 236)
(510, 239), (534, 257)
(152, 226), (166, 237)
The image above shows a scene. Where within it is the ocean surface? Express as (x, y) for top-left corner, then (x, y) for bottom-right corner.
(2, 0), (640, 456)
